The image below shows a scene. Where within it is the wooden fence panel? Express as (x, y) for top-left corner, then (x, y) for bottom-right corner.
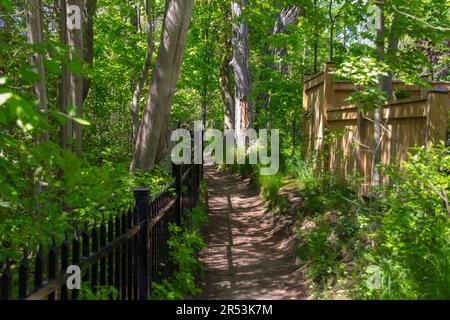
(303, 63), (450, 195)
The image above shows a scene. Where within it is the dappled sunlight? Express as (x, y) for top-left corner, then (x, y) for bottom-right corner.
(197, 167), (308, 300)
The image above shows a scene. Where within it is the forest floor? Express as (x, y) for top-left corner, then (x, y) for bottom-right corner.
(197, 167), (310, 300)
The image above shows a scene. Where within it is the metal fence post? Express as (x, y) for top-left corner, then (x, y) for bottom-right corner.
(172, 163), (182, 226)
(194, 163), (200, 207)
(133, 188), (149, 300)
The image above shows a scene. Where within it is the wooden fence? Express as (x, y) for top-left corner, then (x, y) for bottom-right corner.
(0, 161), (203, 300)
(302, 62), (449, 194)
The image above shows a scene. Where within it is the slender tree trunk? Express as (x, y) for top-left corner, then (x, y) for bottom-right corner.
(329, 0), (334, 62)
(256, 5), (301, 125)
(26, 0), (48, 212)
(217, 3), (234, 131)
(82, 0), (97, 102)
(372, 0), (385, 187)
(219, 56), (235, 130)
(313, 38), (318, 73)
(231, 0), (252, 143)
(67, 0), (84, 155)
(26, 0), (48, 143)
(201, 75), (208, 128)
(329, 22), (334, 62)
(201, 0), (211, 129)
(55, 0), (70, 148)
(130, 0), (194, 173)
(130, 0), (154, 145)
(385, 14), (399, 99)
(313, 0), (318, 73)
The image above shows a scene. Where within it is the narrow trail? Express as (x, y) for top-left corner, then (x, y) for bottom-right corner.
(197, 167), (308, 300)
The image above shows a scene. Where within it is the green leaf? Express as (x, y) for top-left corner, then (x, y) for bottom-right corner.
(67, 105), (77, 117)
(0, 93), (13, 106)
(56, 111), (89, 126)
(20, 70), (41, 84)
(0, 134), (19, 147)
(72, 117), (91, 126)
(0, 0), (13, 12)
(65, 60), (82, 76)
(43, 59), (61, 75)
(0, 201), (11, 209)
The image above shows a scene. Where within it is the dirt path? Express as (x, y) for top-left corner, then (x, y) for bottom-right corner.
(197, 167), (308, 300)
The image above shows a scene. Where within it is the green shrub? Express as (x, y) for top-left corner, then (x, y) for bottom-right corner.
(361, 143), (450, 299)
(295, 143), (450, 299)
(150, 183), (208, 300)
(258, 173), (286, 210)
(151, 221), (206, 300)
(285, 158), (315, 185)
(79, 285), (119, 300)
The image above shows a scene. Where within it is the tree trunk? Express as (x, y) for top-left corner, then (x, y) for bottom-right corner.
(313, 0), (318, 73)
(372, 0), (385, 187)
(329, 0), (334, 62)
(217, 2), (234, 131)
(385, 14), (399, 99)
(67, 0), (84, 155)
(130, 0), (154, 145)
(219, 56), (235, 130)
(55, 0), (70, 149)
(130, 0), (194, 173)
(82, 0), (97, 102)
(329, 22), (334, 62)
(26, 0), (49, 143)
(201, 1), (211, 129)
(256, 5), (301, 128)
(231, 0), (252, 143)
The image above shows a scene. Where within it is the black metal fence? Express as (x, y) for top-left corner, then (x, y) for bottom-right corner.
(0, 162), (203, 300)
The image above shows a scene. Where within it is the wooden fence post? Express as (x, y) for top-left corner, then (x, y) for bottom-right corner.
(322, 62), (335, 171)
(420, 74), (429, 97)
(302, 74), (312, 161)
(133, 188), (150, 300)
(426, 88), (449, 147)
(323, 62), (335, 112)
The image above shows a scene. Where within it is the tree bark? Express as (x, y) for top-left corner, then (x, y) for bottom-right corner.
(55, 0), (70, 149)
(67, 0), (84, 155)
(385, 14), (399, 99)
(329, 0), (334, 62)
(313, 0), (319, 73)
(256, 5), (301, 128)
(130, 0), (194, 173)
(82, 0), (97, 102)
(130, 0), (154, 145)
(219, 55), (235, 130)
(231, 0), (252, 142)
(217, 2), (234, 130)
(26, 0), (49, 143)
(373, 0), (385, 187)
(201, 0), (211, 129)
(328, 0), (346, 62)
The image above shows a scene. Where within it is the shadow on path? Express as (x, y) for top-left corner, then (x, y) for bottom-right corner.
(197, 167), (308, 300)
